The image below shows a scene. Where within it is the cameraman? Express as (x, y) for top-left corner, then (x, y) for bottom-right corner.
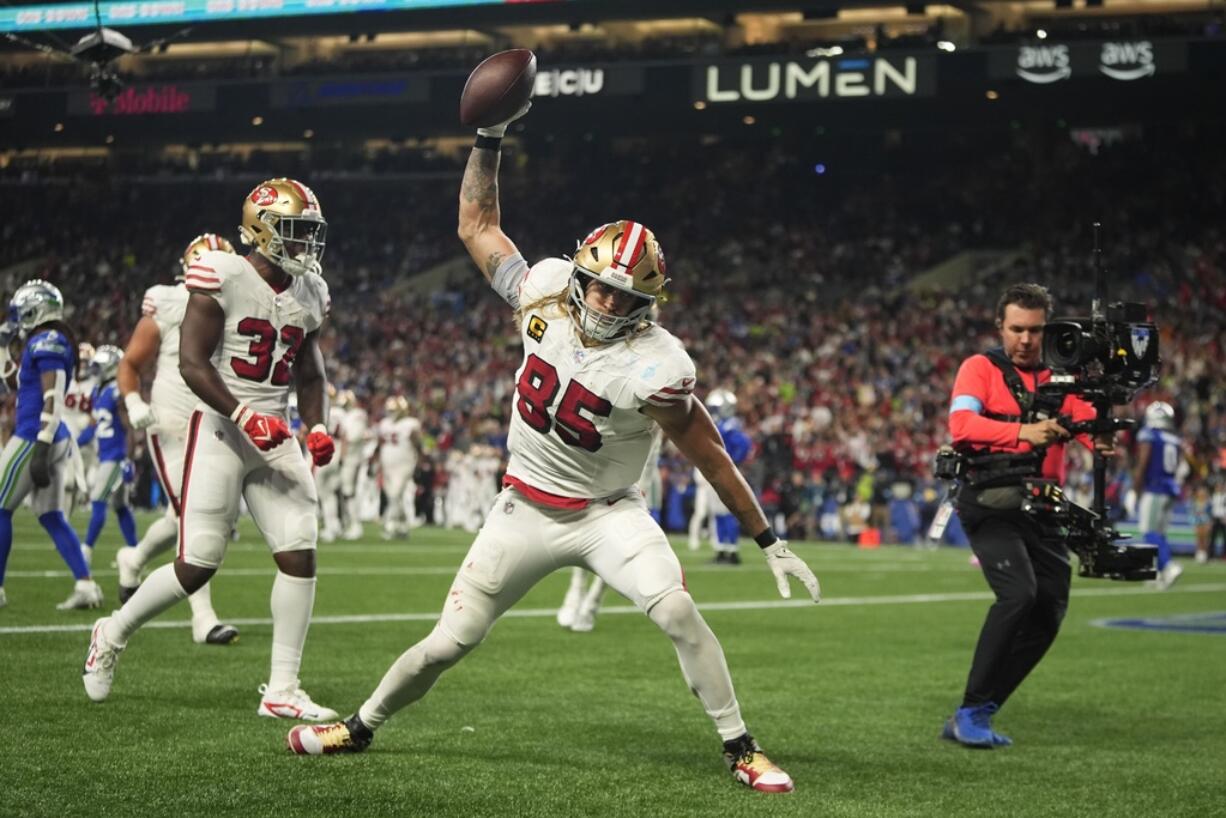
(941, 283), (1115, 748)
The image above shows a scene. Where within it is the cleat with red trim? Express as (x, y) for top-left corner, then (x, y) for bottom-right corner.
(82, 617), (124, 702)
(723, 734), (795, 793)
(286, 714), (374, 755)
(257, 684), (338, 721)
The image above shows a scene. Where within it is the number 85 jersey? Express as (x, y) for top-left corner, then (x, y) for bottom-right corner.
(500, 257), (695, 501)
(185, 250), (329, 418)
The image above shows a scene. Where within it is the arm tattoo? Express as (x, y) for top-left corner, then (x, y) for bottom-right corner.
(485, 251), (505, 279)
(461, 147), (500, 212)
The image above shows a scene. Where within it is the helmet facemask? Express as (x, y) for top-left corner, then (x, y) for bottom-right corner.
(568, 267), (655, 344)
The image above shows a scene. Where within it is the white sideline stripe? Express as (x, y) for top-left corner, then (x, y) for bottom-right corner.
(3, 563), (956, 580)
(3, 582), (1224, 636)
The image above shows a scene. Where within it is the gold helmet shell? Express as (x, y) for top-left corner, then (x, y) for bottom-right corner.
(384, 395), (409, 417)
(179, 233), (235, 280)
(569, 220), (668, 343)
(335, 388), (356, 409)
(239, 178), (327, 276)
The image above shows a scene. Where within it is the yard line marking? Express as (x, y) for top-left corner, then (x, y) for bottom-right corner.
(3, 582), (1224, 636)
(3, 563), (955, 580)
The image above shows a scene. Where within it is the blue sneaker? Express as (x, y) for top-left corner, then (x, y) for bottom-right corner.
(940, 703), (996, 748)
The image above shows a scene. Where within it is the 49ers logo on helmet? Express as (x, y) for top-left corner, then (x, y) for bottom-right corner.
(251, 186), (278, 207)
(581, 224), (611, 246)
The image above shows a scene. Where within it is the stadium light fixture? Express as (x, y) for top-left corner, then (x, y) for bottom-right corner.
(693, 101), (706, 110)
(936, 40), (955, 52)
(252, 115), (264, 126)
(985, 90), (999, 100)
(1037, 29), (1048, 39)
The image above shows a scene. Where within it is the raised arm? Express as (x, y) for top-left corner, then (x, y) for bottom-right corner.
(456, 104), (530, 282)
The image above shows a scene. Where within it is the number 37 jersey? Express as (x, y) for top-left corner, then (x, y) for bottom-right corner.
(186, 250), (330, 418)
(501, 257), (695, 500)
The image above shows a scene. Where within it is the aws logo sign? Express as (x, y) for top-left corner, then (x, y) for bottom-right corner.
(1099, 41), (1155, 80)
(1016, 45), (1070, 84)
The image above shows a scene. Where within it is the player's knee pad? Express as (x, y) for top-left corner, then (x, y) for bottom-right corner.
(648, 590), (707, 650)
(415, 624), (473, 671)
(439, 577), (501, 647)
(279, 511), (319, 552)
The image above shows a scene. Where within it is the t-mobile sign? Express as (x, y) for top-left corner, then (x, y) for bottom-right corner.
(68, 84), (217, 115)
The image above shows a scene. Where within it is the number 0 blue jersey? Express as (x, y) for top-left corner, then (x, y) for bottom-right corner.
(14, 329), (73, 443)
(90, 382), (127, 462)
(1137, 426), (1181, 496)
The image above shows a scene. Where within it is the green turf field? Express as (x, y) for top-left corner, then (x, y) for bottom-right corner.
(1, 512), (1223, 818)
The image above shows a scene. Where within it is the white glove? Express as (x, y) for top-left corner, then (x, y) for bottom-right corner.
(477, 100), (532, 139)
(763, 540), (821, 602)
(1123, 488), (1137, 519)
(124, 392), (156, 431)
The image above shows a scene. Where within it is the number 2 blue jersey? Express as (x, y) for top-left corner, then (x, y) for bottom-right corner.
(1137, 426), (1180, 496)
(90, 382), (127, 463)
(14, 329), (73, 443)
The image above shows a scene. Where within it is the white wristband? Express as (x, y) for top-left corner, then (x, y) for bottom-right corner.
(124, 392), (148, 413)
(36, 426), (56, 444)
(230, 403), (252, 426)
(310, 423), (328, 436)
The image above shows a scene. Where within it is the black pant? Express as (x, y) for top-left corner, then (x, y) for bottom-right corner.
(957, 502), (1071, 708)
(1211, 518), (1226, 557)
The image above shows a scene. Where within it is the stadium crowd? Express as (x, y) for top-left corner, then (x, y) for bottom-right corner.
(1, 126), (1223, 544)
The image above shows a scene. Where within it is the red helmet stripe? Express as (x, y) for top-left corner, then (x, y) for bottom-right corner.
(614, 221), (646, 270)
(286, 179), (316, 210)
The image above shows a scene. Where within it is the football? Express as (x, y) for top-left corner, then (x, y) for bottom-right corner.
(459, 49), (537, 128)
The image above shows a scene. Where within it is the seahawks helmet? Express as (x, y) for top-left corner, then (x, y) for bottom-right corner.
(89, 345), (123, 383)
(1143, 401), (1175, 430)
(705, 388), (738, 421)
(8, 280), (64, 333)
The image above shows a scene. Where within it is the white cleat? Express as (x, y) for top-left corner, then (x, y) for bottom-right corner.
(342, 525), (363, 541)
(57, 579), (104, 610)
(82, 617), (124, 702)
(0, 587), (7, 609)
(556, 588), (582, 629)
(320, 528), (338, 544)
(1155, 562), (1184, 590)
(570, 603), (598, 633)
(257, 684), (339, 721)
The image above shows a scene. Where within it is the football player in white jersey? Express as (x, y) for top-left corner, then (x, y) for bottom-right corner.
(314, 383), (345, 542)
(335, 388), (369, 540)
(113, 233), (240, 645)
(63, 342), (98, 514)
(376, 395), (422, 539)
(288, 107), (820, 795)
(84, 179), (339, 722)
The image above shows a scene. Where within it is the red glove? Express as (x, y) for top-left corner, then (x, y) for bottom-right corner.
(230, 404), (291, 451)
(306, 423), (335, 466)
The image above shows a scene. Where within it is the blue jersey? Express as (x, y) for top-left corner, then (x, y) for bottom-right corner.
(14, 329), (72, 443)
(1137, 426), (1181, 496)
(717, 417), (752, 465)
(90, 382), (127, 463)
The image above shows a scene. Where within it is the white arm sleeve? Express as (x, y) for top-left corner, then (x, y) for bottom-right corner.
(37, 369), (67, 443)
(490, 253), (530, 310)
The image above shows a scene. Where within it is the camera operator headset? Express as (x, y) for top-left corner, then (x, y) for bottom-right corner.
(939, 283), (1116, 749)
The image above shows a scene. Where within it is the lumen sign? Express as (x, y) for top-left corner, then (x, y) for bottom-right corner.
(990, 40), (1186, 84)
(697, 56), (935, 103)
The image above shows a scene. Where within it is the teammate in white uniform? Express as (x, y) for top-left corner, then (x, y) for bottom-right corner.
(335, 389), (369, 540)
(84, 179), (339, 722)
(63, 342), (97, 514)
(376, 395), (422, 539)
(113, 233), (240, 645)
(288, 108), (820, 795)
(314, 384), (345, 542)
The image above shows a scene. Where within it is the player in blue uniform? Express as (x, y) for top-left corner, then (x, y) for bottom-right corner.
(1132, 401), (1184, 589)
(0, 280), (102, 610)
(706, 389), (753, 564)
(77, 345), (139, 562)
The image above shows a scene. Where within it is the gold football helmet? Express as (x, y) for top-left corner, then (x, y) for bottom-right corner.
(335, 388), (356, 409)
(239, 178), (327, 277)
(569, 220), (668, 343)
(384, 395), (409, 417)
(179, 233), (235, 280)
